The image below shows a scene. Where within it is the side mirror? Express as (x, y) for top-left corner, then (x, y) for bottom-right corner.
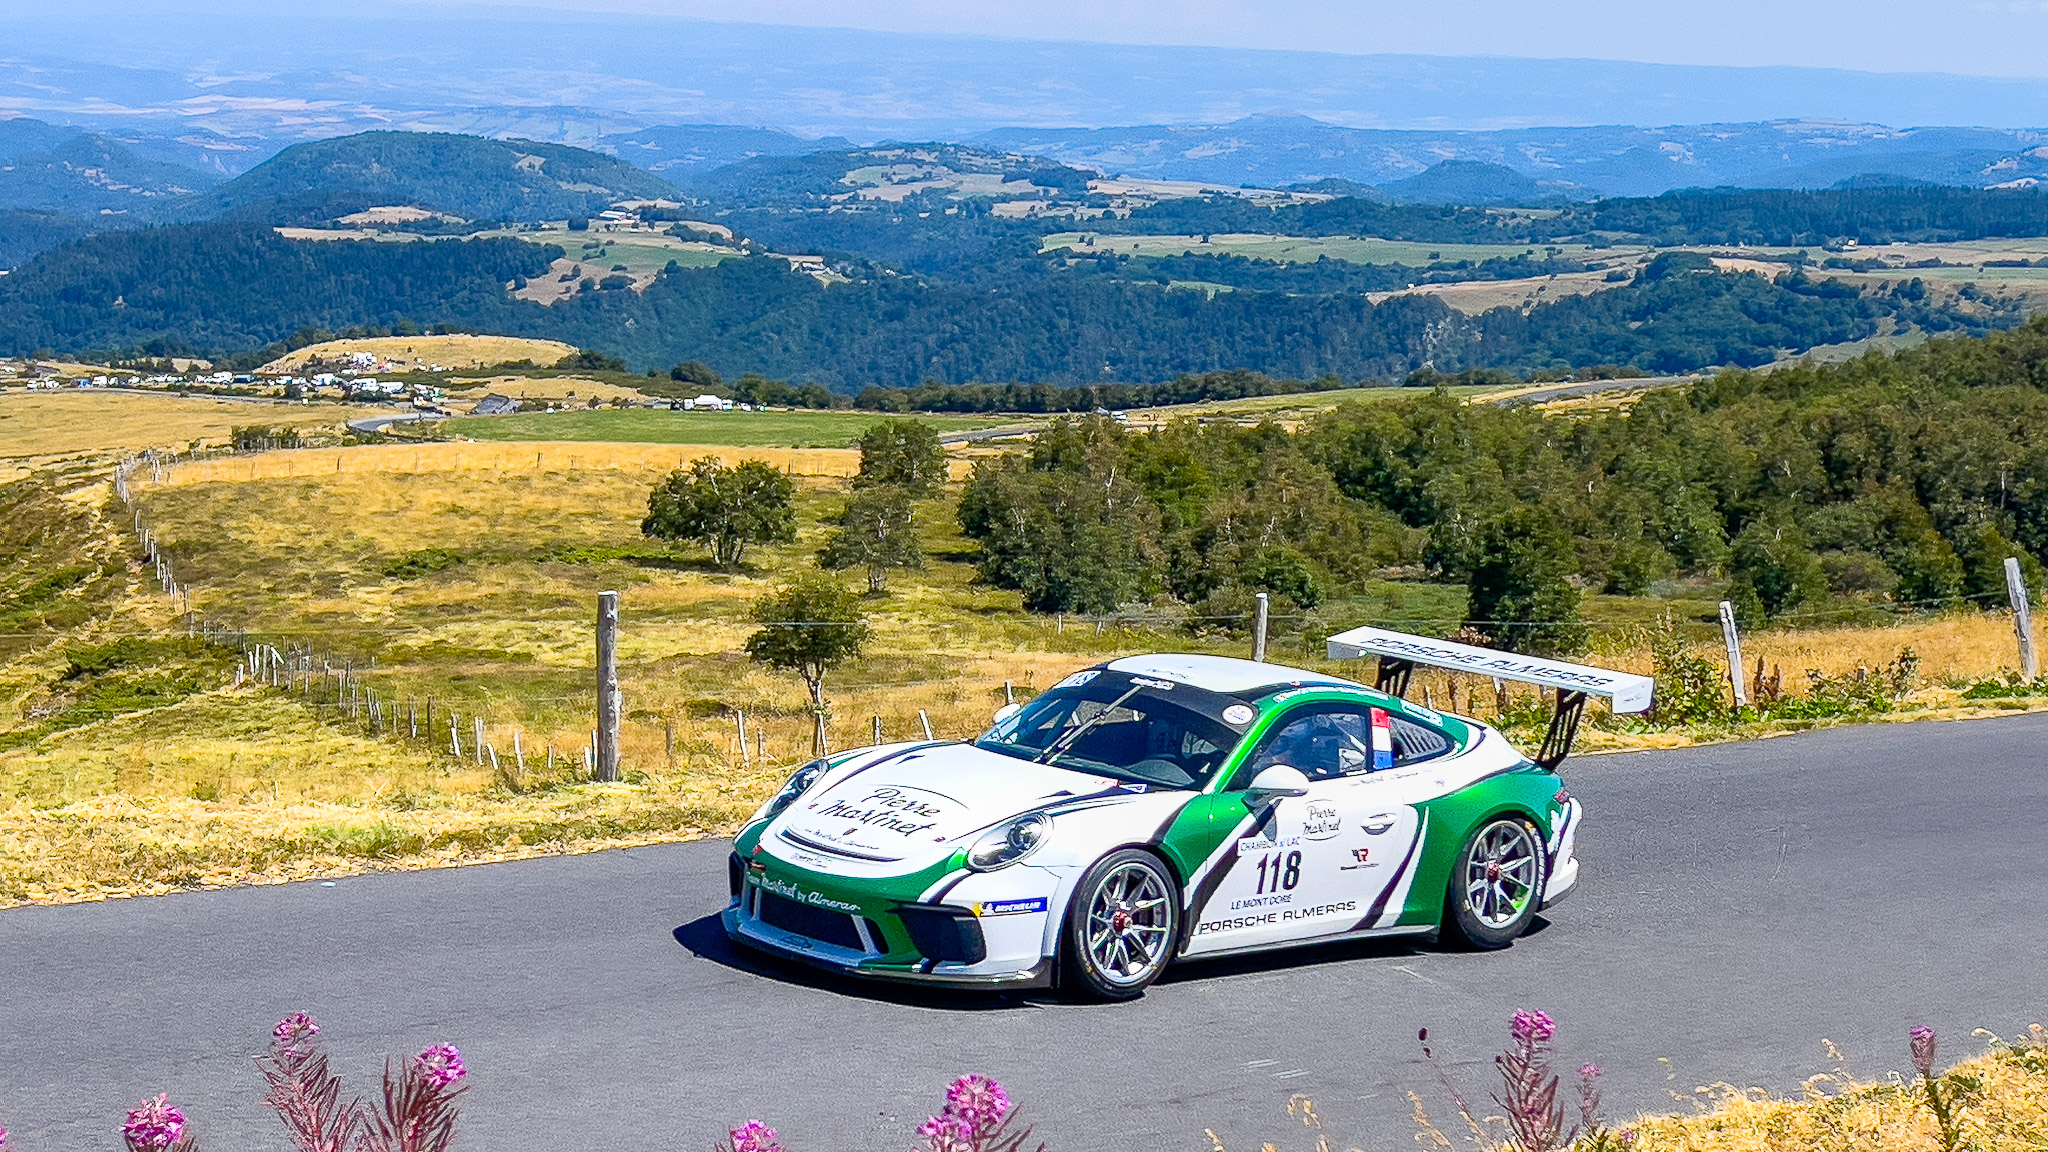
(1243, 764), (1311, 808)
(991, 702), (1022, 724)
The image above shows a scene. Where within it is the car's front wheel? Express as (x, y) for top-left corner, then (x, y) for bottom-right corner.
(1444, 816), (1545, 949)
(1060, 849), (1180, 1000)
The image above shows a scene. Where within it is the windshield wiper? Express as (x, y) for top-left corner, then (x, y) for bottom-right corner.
(1032, 684), (1145, 765)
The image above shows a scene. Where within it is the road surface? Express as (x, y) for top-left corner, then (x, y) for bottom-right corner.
(3, 713), (2044, 1151)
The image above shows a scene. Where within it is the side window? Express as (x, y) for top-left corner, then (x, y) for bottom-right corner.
(1243, 707), (1376, 783)
(1390, 717), (1452, 765)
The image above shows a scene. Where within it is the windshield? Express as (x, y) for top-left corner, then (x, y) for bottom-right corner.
(974, 672), (1250, 788)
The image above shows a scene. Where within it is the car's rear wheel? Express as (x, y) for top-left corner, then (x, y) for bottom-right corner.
(1444, 816), (1545, 949)
(1059, 849), (1179, 1000)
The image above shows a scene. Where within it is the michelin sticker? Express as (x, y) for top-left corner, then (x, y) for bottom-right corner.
(977, 898), (1048, 916)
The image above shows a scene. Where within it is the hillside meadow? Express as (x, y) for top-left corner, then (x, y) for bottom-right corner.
(0, 414), (2042, 905)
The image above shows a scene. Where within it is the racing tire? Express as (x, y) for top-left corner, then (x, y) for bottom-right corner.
(1444, 816), (1545, 950)
(1058, 849), (1181, 1000)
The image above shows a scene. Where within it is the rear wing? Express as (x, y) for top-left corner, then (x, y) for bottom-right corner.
(1324, 626), (1654, 769)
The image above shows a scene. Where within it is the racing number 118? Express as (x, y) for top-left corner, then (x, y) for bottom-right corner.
(1254, 850), (1301, 894)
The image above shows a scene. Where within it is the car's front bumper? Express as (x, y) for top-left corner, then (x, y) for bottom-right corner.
(721, 904), (1054, 989)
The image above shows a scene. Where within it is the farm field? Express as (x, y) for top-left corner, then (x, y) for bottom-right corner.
(2, 396), (2044, 904)
(1041, 230), (1629, 266)
(257, 334), (575, 373)
(0, 391), (372, 462)
(444, 406), (1016, 446)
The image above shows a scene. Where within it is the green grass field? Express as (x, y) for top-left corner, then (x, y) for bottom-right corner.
(446, 407), (1016, 446)
(1042, 231), (1624, 266)
(519, 232), (738, 275)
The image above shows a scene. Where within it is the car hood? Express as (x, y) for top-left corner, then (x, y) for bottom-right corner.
(769, 742), (1146, 864)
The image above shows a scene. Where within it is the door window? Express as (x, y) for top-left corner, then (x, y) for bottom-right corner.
(1244, 707), (1376, 782)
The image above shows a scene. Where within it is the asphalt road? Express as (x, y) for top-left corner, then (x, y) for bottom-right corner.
(4, 713), (2045, 1152)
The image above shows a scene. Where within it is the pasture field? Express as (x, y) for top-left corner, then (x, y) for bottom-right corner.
(509, 230), (740, 275)
(257, 334), (575, 373)
(0, 391), (372, 462)
(444, 407), (1016, 446)
(1041, 231), (1625, 266)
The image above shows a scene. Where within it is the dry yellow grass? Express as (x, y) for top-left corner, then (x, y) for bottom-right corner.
(257, 335), (575, 373)
(443, 374), (649, 402)
(147, 440), (869, 485)
(0, 392), (374, 462)
(1616, 1035), (2048, 1152)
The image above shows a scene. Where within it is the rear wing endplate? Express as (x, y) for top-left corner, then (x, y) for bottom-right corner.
(1324, 626), (1654, 769)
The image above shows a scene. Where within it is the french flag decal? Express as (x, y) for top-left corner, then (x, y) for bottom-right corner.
(1370, 708), (1395, 770)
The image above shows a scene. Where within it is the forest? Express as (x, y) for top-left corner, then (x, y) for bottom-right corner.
(954, 318), (2048, 654)
(0, 226), (2015, 385)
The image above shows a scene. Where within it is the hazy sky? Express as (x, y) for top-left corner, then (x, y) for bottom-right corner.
(388, 0), (2048, 78)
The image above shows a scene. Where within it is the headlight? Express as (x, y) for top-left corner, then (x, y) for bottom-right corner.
(751, 758), (831, 824)
(966, 812), (1051, 871)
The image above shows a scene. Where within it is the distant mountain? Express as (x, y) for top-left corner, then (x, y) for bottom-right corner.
(1375, 160), (1594, 205)
(188, 132), (679, 224)
(600, 125), (853, 176)
(979, 117), (2048, 198)
(0, 117), (220, 214)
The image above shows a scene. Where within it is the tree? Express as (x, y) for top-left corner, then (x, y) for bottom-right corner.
(958, 459), (1159, 615)
(669, 360), (722, 387)
(819, 486), (924, 593)
(855, 420), (948, 494)
(641, 457), (795, 569)
(1464, 506), (1587, 657)
(565, 348), (626, 372)
(1728, 519), (1828, 623)
(745, 576), (869, 755)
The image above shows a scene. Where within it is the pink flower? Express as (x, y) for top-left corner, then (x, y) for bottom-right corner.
(728, 1120), (783, 1152)
(1, 1123), (9, 1149)
(943, 1074), (1011, 1134)
(121, 1095), (186, 1151)
(414, 1044), (465, 1088)
(1910, 1026), (1937, 1079)
(917, 1114), (975, 1152)
(273, 1012), (320, 1048)
(1511, 1009), (1557, 1046)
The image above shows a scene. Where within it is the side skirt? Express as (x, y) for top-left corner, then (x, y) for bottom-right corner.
(1175, 922), (1434, 964)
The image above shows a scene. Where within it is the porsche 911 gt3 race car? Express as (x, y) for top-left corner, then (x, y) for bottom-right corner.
(722, 626), (1652, 999)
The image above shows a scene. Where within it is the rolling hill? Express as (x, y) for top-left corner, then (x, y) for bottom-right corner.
(1374, 160), (1594, 205)
(186, 132), (680, 224)
(599, 124), (851, 177)
(0, 117), (221, 214)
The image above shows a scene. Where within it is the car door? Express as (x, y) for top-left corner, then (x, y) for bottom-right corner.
(1182, 703), (1423, 955)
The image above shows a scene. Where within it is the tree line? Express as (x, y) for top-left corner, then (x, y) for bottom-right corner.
(954, 318), (2048, 652)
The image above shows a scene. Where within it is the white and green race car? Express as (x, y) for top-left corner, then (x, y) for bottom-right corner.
(722, 627), (1652, 999)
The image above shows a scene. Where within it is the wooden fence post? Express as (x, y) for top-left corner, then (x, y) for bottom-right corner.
(2006, 557), (2039, 680)
(1717, 600), (1749, 709)
(1252, 592), (1270, 662)
(595, 590), (621, 782)
(735, 710), (750, 766)
(873, 715), (883, 745)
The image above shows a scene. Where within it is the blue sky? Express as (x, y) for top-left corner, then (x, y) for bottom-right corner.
(393, 0), (2048, 78)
